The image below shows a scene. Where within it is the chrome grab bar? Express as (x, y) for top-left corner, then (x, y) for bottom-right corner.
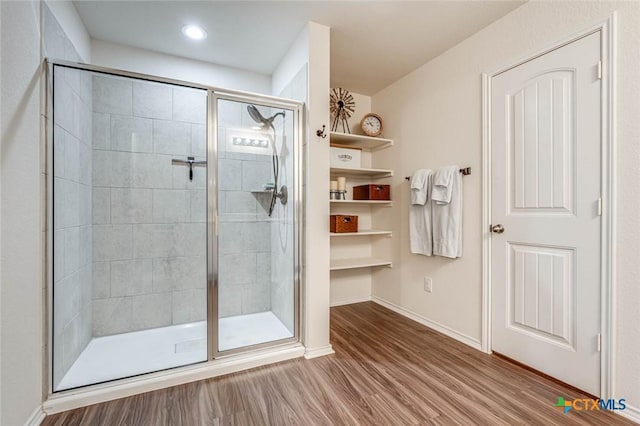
(172, 156), (206, 181)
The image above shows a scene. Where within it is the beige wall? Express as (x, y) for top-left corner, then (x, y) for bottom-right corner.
(92, 40), (272, 95)
(1, 1), (45, 424)
(1, 0), (93, 421)
(303, 22), (333, 357)
(1, 2), (3, 418)
(273, 22), (333, 358)
(371, 0), (640, 413)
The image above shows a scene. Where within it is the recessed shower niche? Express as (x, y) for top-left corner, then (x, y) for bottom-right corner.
(50, 63), (302, 391)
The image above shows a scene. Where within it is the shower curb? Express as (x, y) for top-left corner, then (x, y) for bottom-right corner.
(42, 344), (305, 415)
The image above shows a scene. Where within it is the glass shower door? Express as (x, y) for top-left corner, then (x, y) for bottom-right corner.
(214, 96), (299, 354)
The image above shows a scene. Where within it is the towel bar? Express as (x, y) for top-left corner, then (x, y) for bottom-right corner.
(404, 167), (471, 181)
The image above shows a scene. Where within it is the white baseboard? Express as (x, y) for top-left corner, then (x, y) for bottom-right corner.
(43, 344), (305, 414)
(304, 344), (335, 359)
(330, 295), (371, 307)
(618, 404), (640, 424)
(372, 296), (482, 351)
(25, 406), (45, 426)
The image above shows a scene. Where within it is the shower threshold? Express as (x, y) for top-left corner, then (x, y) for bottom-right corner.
(57, 311), (292, 391)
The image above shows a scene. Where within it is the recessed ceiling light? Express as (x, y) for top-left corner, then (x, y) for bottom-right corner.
(182, 25), (207, 40)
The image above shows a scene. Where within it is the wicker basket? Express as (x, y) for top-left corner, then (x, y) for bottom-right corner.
(330, 215), (358, 233)
(353, 184), (391, 201)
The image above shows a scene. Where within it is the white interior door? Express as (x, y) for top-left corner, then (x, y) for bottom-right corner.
(490, 32), (602, 395)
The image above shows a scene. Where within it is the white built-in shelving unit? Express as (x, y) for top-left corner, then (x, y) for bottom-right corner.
(329, 131), (393, 275)
(330, 257), (393, 271)
(330, 229), (392, 237)
(330, 199), (392, 206)
(329, 131), (393, 151)
(330, 166), (393, 179)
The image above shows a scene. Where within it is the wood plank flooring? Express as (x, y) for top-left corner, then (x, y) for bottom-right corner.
(43, 302), (634, 425)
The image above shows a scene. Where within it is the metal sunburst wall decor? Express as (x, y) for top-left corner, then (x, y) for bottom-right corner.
(330, 88), (355, 134)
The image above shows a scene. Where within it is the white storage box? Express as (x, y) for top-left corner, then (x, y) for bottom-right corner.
(330, 144), (362, 168)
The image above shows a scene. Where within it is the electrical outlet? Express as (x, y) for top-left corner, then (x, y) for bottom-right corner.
(423, 277), (433, 293)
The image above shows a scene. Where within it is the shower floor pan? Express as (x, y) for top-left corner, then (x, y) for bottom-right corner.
(57, 311), (292, 390)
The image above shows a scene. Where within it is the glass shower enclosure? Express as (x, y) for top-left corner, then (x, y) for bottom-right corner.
(49, 62), (302, 391)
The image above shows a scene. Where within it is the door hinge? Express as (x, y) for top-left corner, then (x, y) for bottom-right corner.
(597, 60), (603, 80)
(597, 333), (602, 352)
(597, 197), (603, 216)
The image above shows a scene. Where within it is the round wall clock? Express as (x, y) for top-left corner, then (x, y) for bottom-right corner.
(360, 113), (384, 137)
(330, 88), (355, 134)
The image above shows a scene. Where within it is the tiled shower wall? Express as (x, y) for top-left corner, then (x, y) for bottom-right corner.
(271, 64), (307, 333)
(46, 5), (93, 388)
(217, 100), (273, 317)
(91, 76), (208, 336)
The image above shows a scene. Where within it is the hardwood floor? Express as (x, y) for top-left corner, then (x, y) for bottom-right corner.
(43, 302), (634, 425)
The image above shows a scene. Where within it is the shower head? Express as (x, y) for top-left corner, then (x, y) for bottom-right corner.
(247, 104), (285, 128)
(246, 104), (286, 217)
(247, 104), (267, 125)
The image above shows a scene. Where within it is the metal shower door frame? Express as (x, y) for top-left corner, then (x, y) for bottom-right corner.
(44, 59), (305, 395)
(208, 91), (303, 359)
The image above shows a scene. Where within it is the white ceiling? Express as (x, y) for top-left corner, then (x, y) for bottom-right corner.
(73, 1), (523, 95)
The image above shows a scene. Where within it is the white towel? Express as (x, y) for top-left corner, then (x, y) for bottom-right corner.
(432, 166), (462, 258)
(409, 169), (433, 256)
(431, 166), (456, 204)
(410, 169), (429, 205)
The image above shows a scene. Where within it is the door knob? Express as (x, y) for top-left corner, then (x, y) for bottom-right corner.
(491, 224), (505, 234)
